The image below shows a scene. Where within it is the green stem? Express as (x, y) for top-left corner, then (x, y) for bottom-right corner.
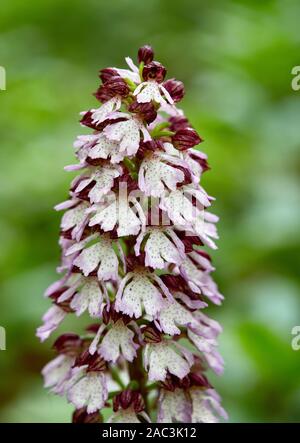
(139, 62), (144, 81)
(110, 365), (126, 389)
(123, 157), (138, 180)
(147, 382), (158, 391)
(124, 77), (137, 92)
(123, 156), (136, 172)
(152, 130), (175, 139)
(152, 122), (170, 134)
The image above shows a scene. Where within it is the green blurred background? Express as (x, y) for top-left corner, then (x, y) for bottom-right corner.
(0, 0), (300, 423)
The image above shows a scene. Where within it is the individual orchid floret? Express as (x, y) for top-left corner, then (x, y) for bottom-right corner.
(109, 390), (150, 423)
(72, 164), (122, 203)
(88, 191), (146, 237)
(94, 320), (138, 363)
(42, 354), (75, 394)
(134, 61), (174, 105)
(169, 115), (190, 131)
(179, 251), (224, 304)
(143, 330), (194, 381)
(73, 134), (100, 163)
(142, 61), (167, 83)
(94, 75), (130, 103)
(188, 329), (224, 375)
(158, 388), (191, 423)
(163, 78), (185, 103)
(160, 184), (211, 228)
(99, 68), (119, 84)
(115, 268), (173, 318)
(113, 56), (141, 84)
(66, 351), (108, 413)
(138, 150), (190, 197)
(104, 112), (151, 156)
(137, 45), (154, 64)
(187, 311), (224, 374)
(69, 276), (106, 318)
(74, 133), (126, 165)
(154, 299), (223, 374)
(36, 305), (67, 342)
(90, 96), (122, 125)
(160, 274), (208, 310)
(162, 141), (209, 182)
(73, 234), (120, 281)
(161, 196), (219, 250)
(89, 308), (139, 363)
(172, 127), (202, 151)
(155, 298), (196, 336)
(183, 148), (210, 180)
(158, 370), (227, 423)
(128, 100), (157, 124)
(133, 80), (174, 106)
(58, 199), (90, 241)
(131, 55), (173, 104)
(48, 271), (106, 318)
(189, 388), (228, 423)
(134, 227), (186, 269)
(42, 334), (84, 394)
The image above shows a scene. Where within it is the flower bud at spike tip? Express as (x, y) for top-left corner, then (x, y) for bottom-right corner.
(138, 45), (154, 64)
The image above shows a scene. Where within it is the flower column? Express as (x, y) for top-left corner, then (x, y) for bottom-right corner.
(37, 45), (227, 423)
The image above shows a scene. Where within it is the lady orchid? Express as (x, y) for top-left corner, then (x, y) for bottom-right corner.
(38, 45), (227, 423)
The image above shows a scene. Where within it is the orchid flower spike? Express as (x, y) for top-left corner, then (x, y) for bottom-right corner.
(38, 45), (227, 423)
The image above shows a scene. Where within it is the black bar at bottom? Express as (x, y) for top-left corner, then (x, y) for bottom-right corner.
(0, 422), (297, 441)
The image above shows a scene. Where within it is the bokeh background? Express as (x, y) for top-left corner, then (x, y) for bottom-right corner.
(0, 0), (300, 423)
